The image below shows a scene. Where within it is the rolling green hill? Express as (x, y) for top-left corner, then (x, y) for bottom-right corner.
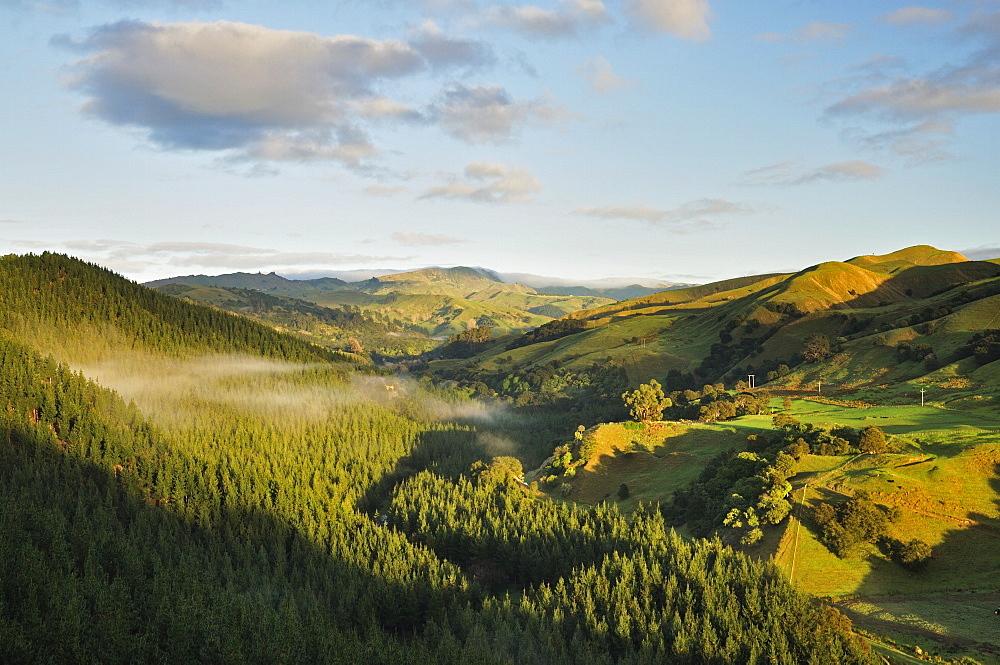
(437, 246), (1000, 412)
(150, 266), (616, 340)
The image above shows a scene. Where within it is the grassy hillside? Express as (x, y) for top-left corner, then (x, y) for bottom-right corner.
(767, 399), (1000, 662)
(436, 246), (1000, 409)
(524, 395), (1000, 662)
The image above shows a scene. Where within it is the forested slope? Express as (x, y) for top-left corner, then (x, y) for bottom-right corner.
(0, 253), (877, 663)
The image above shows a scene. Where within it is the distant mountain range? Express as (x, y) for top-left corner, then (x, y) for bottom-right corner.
(146, 265), (666, 344)
(270, 267), (690, 300)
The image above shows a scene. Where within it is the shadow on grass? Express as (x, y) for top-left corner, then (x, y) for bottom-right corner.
(845, 462), (1000, 658)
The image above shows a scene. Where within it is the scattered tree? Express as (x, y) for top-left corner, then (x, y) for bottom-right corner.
(896, 539), (932, 572)
(622, 379), (670, 422)
(802, 333), (832, 363)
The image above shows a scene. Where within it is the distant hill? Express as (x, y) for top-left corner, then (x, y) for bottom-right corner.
(149, 265), (616, 339)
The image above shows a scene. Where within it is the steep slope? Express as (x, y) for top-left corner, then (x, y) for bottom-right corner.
(0, 253), (340, 366)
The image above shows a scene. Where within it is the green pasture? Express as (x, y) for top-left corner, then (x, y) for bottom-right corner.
(845, 596), (1000, 664)
(563, 422), (748, 509)
(785, 398), (1000, 434)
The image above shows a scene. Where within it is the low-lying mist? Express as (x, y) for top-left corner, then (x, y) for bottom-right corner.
(81, 353), (514, 433)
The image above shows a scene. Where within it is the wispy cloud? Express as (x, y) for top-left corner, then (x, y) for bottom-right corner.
(392, 230), (465, 246)
(431, 84), (569, 143)
(626, 0), (712, 42)
(850, 119), (954, 165)
(483, 0), (611, 38)
(422, 161), (542, 203)
(4, 0), (221, 11)
(573, 198), (752, 227)
(826, 9), (1000, 159)
(741, 160), (883, 185)
(14, 238), (410, 275)
(364, 184), (409, 198)
(578, 56), (639, 94)
(756, 21), (852, 44)
(879, 7), (953, 26)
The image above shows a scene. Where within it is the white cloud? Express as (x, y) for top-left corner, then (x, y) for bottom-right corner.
(880, 7), (953, 26)
(59, 20), (530, 168)
(484, 0), (611, 38)
(578, 56), (639, 94)
(392, 231), (465, 246)
(756, 21), (852, 44)
(423, 161), (542, 203)
(627, 0), (712, 42)
(573, 198), (751, 225)
(432, 84), (568, 143)
(825, 9), (1000, 159)
(407, 20), (495, 70)
(830, 78), (1000, 118)
(741, 160), (883, 185)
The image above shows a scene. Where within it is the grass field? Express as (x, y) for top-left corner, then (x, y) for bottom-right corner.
(764, 398), (1000, 661)
(546, 421), (759, 510)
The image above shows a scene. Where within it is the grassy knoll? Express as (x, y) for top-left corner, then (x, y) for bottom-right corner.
(551, 421), (763, 509)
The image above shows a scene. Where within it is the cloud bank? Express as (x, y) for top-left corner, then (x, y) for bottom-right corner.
(61, 20), (560, 167)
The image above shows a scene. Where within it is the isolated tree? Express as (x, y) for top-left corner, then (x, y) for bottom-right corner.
(896, 539), (933, 571)
(802, 333), (832, 363)
(346, 337), (364, 355)
(858, 426), (888, 454)
(782, 396), (792, 411)
(622, 380), (670, 422)
(473, 456), (524, 487)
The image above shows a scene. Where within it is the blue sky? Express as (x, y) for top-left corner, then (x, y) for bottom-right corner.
(1, 0), (998, 285)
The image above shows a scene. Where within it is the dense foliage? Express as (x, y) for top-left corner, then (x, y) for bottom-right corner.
(0, 253), (340, 364)
(0, 253), (879, 663)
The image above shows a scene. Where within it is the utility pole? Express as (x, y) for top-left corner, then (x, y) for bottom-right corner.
(817, 379), (821, 394)
(920, 388), (925, 407)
